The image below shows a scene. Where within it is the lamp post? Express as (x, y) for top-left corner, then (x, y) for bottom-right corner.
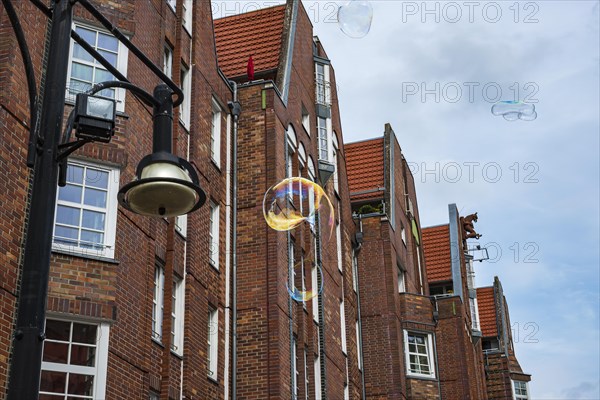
(1, 1), (206, 398)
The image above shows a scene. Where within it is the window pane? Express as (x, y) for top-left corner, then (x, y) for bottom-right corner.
(58, 184), (82, 204)
(67, 165), (84, 184)
(94, 68), (115, 84)
(97, 49), (117, 67)
(43, 342), (69, 364)
(54, 226), (78, 243)
(85, 169), (108, 188)
(67, 373), (94, 396)
(83, 188), (107, 208)
(73, 43), (94, 62)
(82, 210), (105, 231)
(56, 206), (80, 226)
(75, 26), (96, 45)
(80, 230), (104, 247)
(40, 370), (66, 393)
(70, 345), (96, 367)
(72, 323), (97, 344)
(69, 79), (92, 95)
(97, 32), (118, 52)
(46, 320), (71, 341)
(71, 63), (94, 82)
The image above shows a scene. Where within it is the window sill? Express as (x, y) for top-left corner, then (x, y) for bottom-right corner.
(178, 119), (190, 133)
(210, 158), (221, 172)
(151, 338), (165, 348)
(51, 248), (119, 265)
(209, 262), (220, 272)
(207, 375), (219, 384)
(406, 374), (437, 381)
(170, 349), (183, 359)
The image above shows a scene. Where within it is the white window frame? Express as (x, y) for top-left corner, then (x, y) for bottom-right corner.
(167, 0), (176, 12)
(351, 250), (358, 293)
(292, 337), (299, 399)
(182, 0), (193, 33)
(317, 117), (328, 161)
(209, 202), (220, 269)
(211, 98), (222, 167)
(301, 105), (310, 135)
(312, 258), (319, 323)
(344, 383), (350, 400)
(175, 214), (187, 238)
(301, 253), (307, 310)
(356, 320), (362, 370)
(163, 45), (173, 79)
(512, 380), (530, 400)
(315, 63), (331, 106)
(398, 265), (406, 293)
(40, 318), (110, 400)
(66, 22), (129, 112)
(52, 160), (119, 259)
(332, 133), (340, 193)
(152, 264), (165, 342)
(179, 65), (191, 128)
(401, 225), (407, 245)
(336, 221), (343, 272)
(470, 297), (481, 331)
(340, 298), (347, 354)
(404, 330), (436, 379)
(314, 353), (322, 399)
(171, 275), (184, 355)
(303, 347), (309, 400)
(208, 307), (218, 379)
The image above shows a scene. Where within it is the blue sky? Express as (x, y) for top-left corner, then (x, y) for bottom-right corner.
(214, 1), (600, 397)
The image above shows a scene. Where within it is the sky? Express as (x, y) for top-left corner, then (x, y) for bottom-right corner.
(213, 1), (600, 398)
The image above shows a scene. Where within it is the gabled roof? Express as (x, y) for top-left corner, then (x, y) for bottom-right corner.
(476, 286), (498, 337)
(345, 138), (385, 202)
(214, 5), (286, 79)
(422, 224), (452, 282)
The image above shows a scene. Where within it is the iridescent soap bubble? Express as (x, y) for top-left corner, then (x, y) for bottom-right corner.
(337, 0), (373, 39)
(263, 177), (334, 236)
(491, 101), (537, 121)
(286, 260), (324, 302)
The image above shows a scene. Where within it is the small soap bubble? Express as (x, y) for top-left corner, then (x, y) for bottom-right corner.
(337, 0), (373, 39)
(491, 101), (537, 121)
(263, 177), (334, 237)
(286, 260), (324, 302)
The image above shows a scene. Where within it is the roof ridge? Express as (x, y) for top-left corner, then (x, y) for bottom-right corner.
(214, 3), (286, 23)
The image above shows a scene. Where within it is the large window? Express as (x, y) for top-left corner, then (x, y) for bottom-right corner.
(180, 65), (191, 128)
(207, 307), (218, 379)
(182, 0), (193, 33)
(314, 353), (322, 399)
(312, 260), (319, 323)
(513, 381), (530, 400)
(152, 264), (165, 341)
(211, 98), (222, 167)
(40, 318), (109, 400)
(209, 202), (220, 269)
(398, 265), (406, 293)
(340, 299), (347, 354)
(356, 321), (362, 370)
(163, 45), (172, 79)
(352, 250), (358, 292)
(303, 347), (309, 400)
(315, 63), (330, 106)
(470, 297), (480, 331)
(404, 331), (436, 378)
(67, 23), (129, 112)
(52, 161), (119, 259)
(292, 337), (299, 399)
(317, 117), (328, 161)
(171, 276), (184, 354)
(336, 221), (343, 272)
(332, 134), (339, 193)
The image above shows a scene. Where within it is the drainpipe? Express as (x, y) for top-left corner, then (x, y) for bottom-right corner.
(228, 82), (242, 400)
(354, 216), (367, 400)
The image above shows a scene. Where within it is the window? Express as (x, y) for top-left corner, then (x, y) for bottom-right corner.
(292, 337), (299, 399)
(211, 98), (222, 167)
(312, 261), (319, 323)
(209, 202), (220, 268)
(404, 331), (436, 378)
(430, 283), (453, 296)
(356, 321), (362, 370)
(167, 0), (176, 11)
(301, 105), (310, 135)
(52, 161), (119, 259)
(317, 117), (328, 160)
(336, 221), (343, 272)
(401, 224), (406, 245)
(175, 214), (187, 238)
(513, 380), (530, 400)
(344, 383), (350, 400)
(332, 134), (339, 193)
(314, 354), (322, 399)
(182, 0), (193, 33)
(470, 297), (480, 331)
(40, 318), (109, 400)
(149, 392), (160, 400)
(340, 299), (347, 354)
(315, 63), (330, 106)
(398, 266), (406, 293)
(303, 347), (309, 400)
(163, 45), (172, 79)
(207, 307), (218, 378)
(416, 245), (424, 295)
(67, 23), (129, 112)
(301, 253), (307, 310)
(152, 264), (165, 341)
(482, 338), (500, 352)
(180, 65), (191, 128)
(352, 251), (358, 292)
(171, 276), (184, 354)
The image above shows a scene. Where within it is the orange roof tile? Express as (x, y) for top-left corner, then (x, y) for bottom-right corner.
(477, 287), (498, 337)
(345, 138), (385, 202)
(214, 5), (286, 79)
(422, 225), (452, 282)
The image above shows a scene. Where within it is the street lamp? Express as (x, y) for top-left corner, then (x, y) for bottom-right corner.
(1, 0), (206, 398)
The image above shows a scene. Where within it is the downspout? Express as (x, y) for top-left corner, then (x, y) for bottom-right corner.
(223, 111), (232, 399)
(431, 296), (443, 399)
(228, 82), (242, 400)
(355, 217), (367, 400)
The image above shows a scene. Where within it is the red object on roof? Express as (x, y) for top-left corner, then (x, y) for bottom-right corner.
(214, 5), (286, 79)
(476, 287), (498, 337)
(345, 138), (385, 202)
(247, 55), (255, 80)
(422, 224), (452, 282)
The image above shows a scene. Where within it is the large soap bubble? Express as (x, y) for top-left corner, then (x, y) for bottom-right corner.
(263, 177), (334, 235)
(337, 0), (373, 39)
(491, 101), (537, 121)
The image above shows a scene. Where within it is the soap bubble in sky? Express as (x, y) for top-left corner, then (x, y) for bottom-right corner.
(263, 177), (334, 237)
(337, 0), (373, 39)
(491, 101), (537, 121)
(286, 260), (323, 302)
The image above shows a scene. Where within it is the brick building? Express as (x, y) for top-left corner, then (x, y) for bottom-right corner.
(478, 277), (532, 400)
(345, 124), (439, 399)
(214, 2), (362, 399)
(1, 0), (233, 398)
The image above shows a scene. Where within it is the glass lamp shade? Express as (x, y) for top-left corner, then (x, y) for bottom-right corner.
(118, 161), (205, 217)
